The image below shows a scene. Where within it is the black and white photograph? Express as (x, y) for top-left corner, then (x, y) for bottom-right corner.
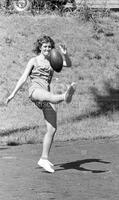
(1, 0), (119, 199)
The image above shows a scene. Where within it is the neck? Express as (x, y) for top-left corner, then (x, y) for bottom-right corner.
(39, 53), (50, 60)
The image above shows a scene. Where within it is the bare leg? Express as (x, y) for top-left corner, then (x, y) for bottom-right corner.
(36, 83), (76, 173)
(31, 82), (76, 104)
(38, 103), (57, 173)
(41, 103), (57, 159)
(32, 88), (65, 104)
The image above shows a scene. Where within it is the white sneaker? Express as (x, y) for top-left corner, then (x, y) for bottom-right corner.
(47, 160), (54, 167)
(38, 159), (55, 173)
(65, 82), (76, 103)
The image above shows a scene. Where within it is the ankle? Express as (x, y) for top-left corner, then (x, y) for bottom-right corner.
(40, 157), (48, 160)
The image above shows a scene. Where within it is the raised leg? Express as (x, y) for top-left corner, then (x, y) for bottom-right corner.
(31, 88), (64, 104)
(31, 82), (76, 104)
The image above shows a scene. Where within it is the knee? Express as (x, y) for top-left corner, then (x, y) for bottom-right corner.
(48, 126), (57, 136)
(30, 89), (43, 102)
(30, 90), (38, 102)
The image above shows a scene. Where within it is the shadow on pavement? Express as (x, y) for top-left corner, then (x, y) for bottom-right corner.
(56, 158), (111, 173)
(0, 147), (9, 150)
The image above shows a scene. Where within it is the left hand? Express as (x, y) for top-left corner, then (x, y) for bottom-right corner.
(59, 44), (67, 55)
(6, 93), (15, 104)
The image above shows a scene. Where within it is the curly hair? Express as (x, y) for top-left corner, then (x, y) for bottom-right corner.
(33, 35), (55, 55)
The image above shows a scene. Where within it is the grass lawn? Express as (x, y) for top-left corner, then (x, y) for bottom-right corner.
(1, 11), (119, 144)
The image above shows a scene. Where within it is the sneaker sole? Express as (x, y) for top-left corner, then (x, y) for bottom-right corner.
(38, 161), (54, 173)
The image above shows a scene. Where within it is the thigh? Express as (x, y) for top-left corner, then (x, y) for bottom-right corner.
(31, 88), (54, 102)
(42, 102), (57, 129)
(29, 80), (51, 102)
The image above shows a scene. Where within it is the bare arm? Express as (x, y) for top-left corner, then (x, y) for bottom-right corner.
(59, 45), (72, 67)
(6, 58), (34, 104)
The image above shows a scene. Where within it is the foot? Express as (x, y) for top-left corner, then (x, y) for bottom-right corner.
(38, 158), (55, 173)
(65, 82), (76, 103)
(47, 160), (54, 167)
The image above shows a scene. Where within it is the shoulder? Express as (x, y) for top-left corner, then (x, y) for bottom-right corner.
(28, 57), (36, 65)
(25, 57), (37, 73)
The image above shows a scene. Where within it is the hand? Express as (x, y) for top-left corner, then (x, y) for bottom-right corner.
(59, 44), (67, 55)
(6, 93), (14, 104)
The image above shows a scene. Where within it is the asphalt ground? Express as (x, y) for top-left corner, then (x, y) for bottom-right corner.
(1, 138), (119, 200)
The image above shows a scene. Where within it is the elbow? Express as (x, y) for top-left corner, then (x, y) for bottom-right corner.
(21, 76), (27, 85)
(63, 60), (72, 68)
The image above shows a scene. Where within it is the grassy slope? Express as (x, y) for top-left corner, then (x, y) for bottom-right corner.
(1, 13), (119, 144)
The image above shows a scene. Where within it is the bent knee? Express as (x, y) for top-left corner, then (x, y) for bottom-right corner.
(48, 126), (57, 135)
(31, 89), (44, 102)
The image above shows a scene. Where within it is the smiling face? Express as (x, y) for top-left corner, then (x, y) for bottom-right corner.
(40, 42), (52, 58)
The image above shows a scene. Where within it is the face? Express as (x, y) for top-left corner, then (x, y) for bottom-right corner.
(40, 42), (52, 57)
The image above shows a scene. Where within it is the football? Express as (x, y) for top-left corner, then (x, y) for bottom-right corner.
(50, 48), (63, 72)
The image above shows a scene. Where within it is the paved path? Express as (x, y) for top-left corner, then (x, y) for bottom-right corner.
(1, 138), (119, 200)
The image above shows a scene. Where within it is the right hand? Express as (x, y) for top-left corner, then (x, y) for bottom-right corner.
(6, 93), (15, 104)
(59, 44), (67, 55)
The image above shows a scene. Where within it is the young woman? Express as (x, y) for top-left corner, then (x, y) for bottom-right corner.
(6, 35), (76, 173)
